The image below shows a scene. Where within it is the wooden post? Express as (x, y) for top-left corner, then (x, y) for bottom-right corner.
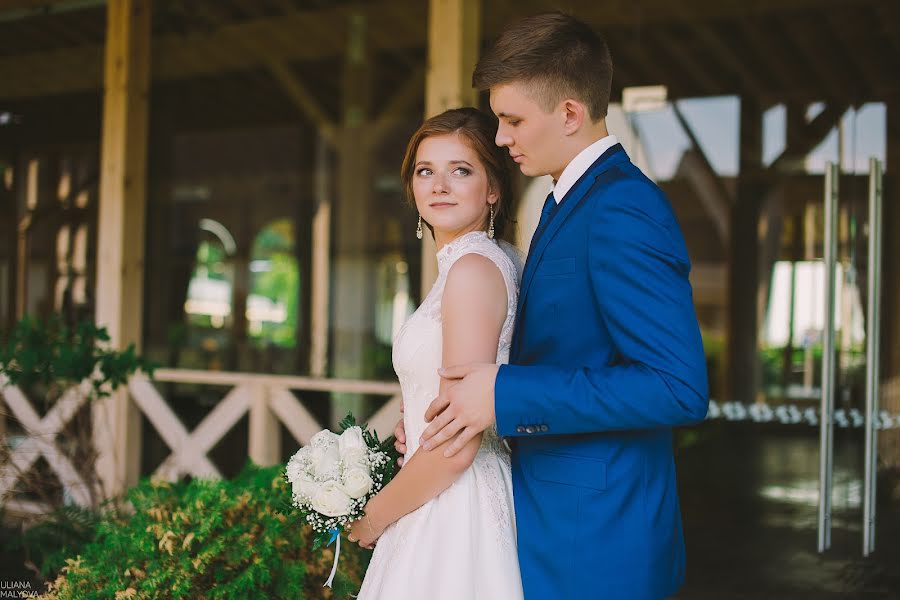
(331, 11), (373, 426)
(92, 0), (151, 498)
(420, 0), (481, 297)
(880, 100), (899, 469)
(14, 158), (38, 320)
(310, 134), (331, 378)
(727, 95), (763, 405)
(248, 384), (281, 467)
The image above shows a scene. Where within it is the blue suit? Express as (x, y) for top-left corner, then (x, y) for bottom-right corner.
(495, 144), (709, 599)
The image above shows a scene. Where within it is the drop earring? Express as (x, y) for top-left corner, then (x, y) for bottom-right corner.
(416, 214), (423, 240)
(488, 205), (495, 239)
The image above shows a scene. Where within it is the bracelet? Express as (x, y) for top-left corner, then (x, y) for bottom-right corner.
(364, 515), (380, 539)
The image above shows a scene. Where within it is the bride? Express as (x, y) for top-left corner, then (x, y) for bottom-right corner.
(346, 107), (524, 599)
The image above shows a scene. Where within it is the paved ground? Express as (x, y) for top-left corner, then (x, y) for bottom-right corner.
(676, 422), (900, 599)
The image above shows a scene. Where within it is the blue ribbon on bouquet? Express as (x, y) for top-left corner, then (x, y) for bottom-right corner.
(323, 528), (341, 589)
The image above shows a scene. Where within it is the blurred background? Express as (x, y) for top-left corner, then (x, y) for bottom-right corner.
(1, 0), (898, 596)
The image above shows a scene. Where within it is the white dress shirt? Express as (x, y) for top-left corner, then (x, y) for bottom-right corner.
(551, 134), (619, 203)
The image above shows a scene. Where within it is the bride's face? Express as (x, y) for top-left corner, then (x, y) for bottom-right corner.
(412, 133), (497, 244)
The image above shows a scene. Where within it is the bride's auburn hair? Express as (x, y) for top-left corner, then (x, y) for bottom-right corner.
(400, 107), (515, 240)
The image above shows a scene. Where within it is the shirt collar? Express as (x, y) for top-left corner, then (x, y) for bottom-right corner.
(551, 134), (619, 203)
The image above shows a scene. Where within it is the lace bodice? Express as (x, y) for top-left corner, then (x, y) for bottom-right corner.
(392, 230), (523, 457)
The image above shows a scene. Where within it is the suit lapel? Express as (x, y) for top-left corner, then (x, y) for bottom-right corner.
(512, 144), (628, 356)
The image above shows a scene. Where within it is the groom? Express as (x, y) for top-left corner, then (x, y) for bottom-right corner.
(415, 12), (709, 600)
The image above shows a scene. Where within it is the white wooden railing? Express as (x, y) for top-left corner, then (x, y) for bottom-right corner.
(5, 369), (899, 517)
(0, 375), (96, 514)
(0, 370), (401, 517)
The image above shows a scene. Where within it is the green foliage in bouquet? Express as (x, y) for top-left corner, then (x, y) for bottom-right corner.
(280, 412), (401, 553)
(36, 462), (372, 599)
(0, 313), (156, 399)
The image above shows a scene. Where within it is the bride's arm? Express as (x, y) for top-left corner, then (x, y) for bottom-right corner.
(351, 253), (508, 544)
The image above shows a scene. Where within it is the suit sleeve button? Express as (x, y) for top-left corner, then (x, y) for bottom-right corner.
(540, 425), (549, 432)
(525, 426), (535, 434)
(516, 425), (526, 433)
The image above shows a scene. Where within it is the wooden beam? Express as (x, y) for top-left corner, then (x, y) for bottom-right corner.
(607, 32), (693, 99)
(92, 0), (150, 498)
(262, 58), (338, 145)
(367, 64), (425, 149)
(654, 26), (723, 96)
(602, 31), (656, 92)
(0, 9), (394, 99)
(677, 149), (731, 245)
(670, 102), (733, 246)
(873, 1), (900, 68)
(768, 102), (849, 174)
(0, 0), (105, 23)
(481, 0), (880, 34)
(677, 15), (768, 99)
(0, 0), (893, 102)
(180, 3), (341, 146)
(824, 8), (883, 99)
(740, 18), (797, 94)
(0, 0), (874, 26)
(784, 15), (855, 102)
(421, 0), (480, 297)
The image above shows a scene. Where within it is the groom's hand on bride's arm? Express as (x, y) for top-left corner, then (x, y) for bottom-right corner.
(420, 362), (499, 458)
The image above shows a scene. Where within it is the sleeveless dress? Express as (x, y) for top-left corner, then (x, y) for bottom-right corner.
(356, 230), (525, 600)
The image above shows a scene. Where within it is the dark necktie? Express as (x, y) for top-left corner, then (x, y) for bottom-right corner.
(528, 190), (557, 257)
(537, 191), (557, 232)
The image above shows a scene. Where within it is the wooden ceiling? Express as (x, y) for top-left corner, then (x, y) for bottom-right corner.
(0, 0), (897, 134)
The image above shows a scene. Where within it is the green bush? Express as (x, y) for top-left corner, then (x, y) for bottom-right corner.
(36, 462), (371, 599)
(3, 504), (102, 579)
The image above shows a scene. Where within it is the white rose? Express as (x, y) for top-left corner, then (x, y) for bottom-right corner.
(338, 427), (369, 469)
(338, 427), (366, 454)
(341, 467), (374, 499)
(341, 447), (369, 470)
(311, 429), (339, 449)
(285, 449), (311, 482)
(310, 443), (340, 479)
(287, 446), (312, 467)
(290, 470), (321, 501)
(311, 481), (353, 517)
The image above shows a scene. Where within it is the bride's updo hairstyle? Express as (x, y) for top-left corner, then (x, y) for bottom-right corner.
(400, 107), (516, 241)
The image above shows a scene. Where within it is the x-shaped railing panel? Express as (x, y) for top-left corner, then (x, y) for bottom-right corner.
(0, 375), (93, 506)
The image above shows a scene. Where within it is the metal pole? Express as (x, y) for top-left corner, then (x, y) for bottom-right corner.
(863, 157), (883, 556)
(818, 161), (839, 553)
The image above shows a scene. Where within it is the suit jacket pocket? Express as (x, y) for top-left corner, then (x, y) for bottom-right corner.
(530, 451), (607, 491)
(537, 256), (576, 277)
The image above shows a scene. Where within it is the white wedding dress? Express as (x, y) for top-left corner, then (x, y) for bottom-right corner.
(356, 231), (524, 600)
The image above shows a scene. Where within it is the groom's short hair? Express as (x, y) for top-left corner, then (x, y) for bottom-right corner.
(473, 12), (613, 122)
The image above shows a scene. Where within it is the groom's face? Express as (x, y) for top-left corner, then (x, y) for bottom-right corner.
(490, 82), (568, 180)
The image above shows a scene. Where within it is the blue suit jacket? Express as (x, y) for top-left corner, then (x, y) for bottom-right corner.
(495, 144), (709, 600)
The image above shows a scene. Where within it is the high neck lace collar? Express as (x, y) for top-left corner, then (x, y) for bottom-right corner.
(436, 231), (493, 273)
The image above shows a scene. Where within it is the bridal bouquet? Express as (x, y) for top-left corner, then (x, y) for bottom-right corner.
(283, 413), (399, 587)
